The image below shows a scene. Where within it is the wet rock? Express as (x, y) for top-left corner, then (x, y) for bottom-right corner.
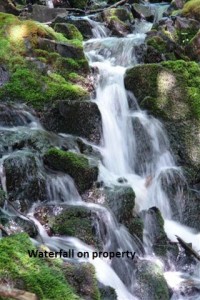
(62, 262), (100, 300)
(38, 37), (85, 59)
(143, 207), (178, 259)
(0, 129), (60, 156)
(0, 104), (34, 127)
(76, 137), (101, 159)
(51, 205), (101, 248)
(102, 8), (132, 37)
(42, 100), (102, 144)
(99, 283), (117, 300)
(134, 259), (170, 300)
(30, 4), (67, 22)
(44, 148), (98, 193)
(3, 151), (46, 212)
(105, 186), (143, 240)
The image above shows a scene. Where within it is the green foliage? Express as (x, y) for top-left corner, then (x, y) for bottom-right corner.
(0, 233), (79, 299)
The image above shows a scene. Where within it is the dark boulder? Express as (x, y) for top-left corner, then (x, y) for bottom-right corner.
(3, 151), (46, 212)
(42, 100), (102, 144)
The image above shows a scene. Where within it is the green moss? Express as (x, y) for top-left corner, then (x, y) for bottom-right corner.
(0, 67), (87, 109)
(44, 148), (98, 193)
(0, 233), (79, 299)
(125, 60), (200, 121)
(52, 206), (99, 247)
(182, 0), (200, 21)
(147, 36), (167, 53)
(54, 23), (83, 41)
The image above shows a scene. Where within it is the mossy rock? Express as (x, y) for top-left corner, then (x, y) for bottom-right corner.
(103, 10), (131, 37)
(182, 0), (200, 21)
(44, 148), (98, 193)
(0, 233), (80, 299)
(125, 60), (200, 121)
(54, 23), (83, 41)
(143, 207), (178, 259)
(135, 259), (170, 300)
(105, 186), (143, 240)
(52, 205), (100, 248)
(62, 262), (100, 300)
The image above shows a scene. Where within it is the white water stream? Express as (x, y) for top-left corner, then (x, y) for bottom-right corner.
(84, 16), (200, 299)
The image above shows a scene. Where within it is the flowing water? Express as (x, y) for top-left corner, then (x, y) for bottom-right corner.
(0, 10), (200, 300)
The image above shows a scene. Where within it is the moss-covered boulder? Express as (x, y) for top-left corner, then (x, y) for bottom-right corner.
(143, 207), (178, 259)
(54, 23), (83, 41)
(62, 262), (100, 300)
(182, 0), (200, 21)
(102, 8), (132, 37)
(52, 205), (101, 248)
(125, 60), (200, 228)
(4, 151), (46, 211)
(44, 148), (98, 193)
(125, 61), (200, 121)
(41, 100), (102, 144)
(105, 186), (143, 240)
(0, 12), (89, 110)
(134, 259), (170, 300)
(0, 233), (80, 299)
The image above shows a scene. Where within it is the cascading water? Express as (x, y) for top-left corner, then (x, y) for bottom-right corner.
(84, 14), (200, 299)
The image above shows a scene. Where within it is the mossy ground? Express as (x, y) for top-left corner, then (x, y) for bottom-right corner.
(0, 233), (79, 300)
(0, 13), (89, 110)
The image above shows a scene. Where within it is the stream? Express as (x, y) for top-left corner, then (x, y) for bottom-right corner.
(0, 5), (200, 300)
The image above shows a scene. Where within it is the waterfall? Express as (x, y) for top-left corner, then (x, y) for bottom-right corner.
(84, 13), (200, 299)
